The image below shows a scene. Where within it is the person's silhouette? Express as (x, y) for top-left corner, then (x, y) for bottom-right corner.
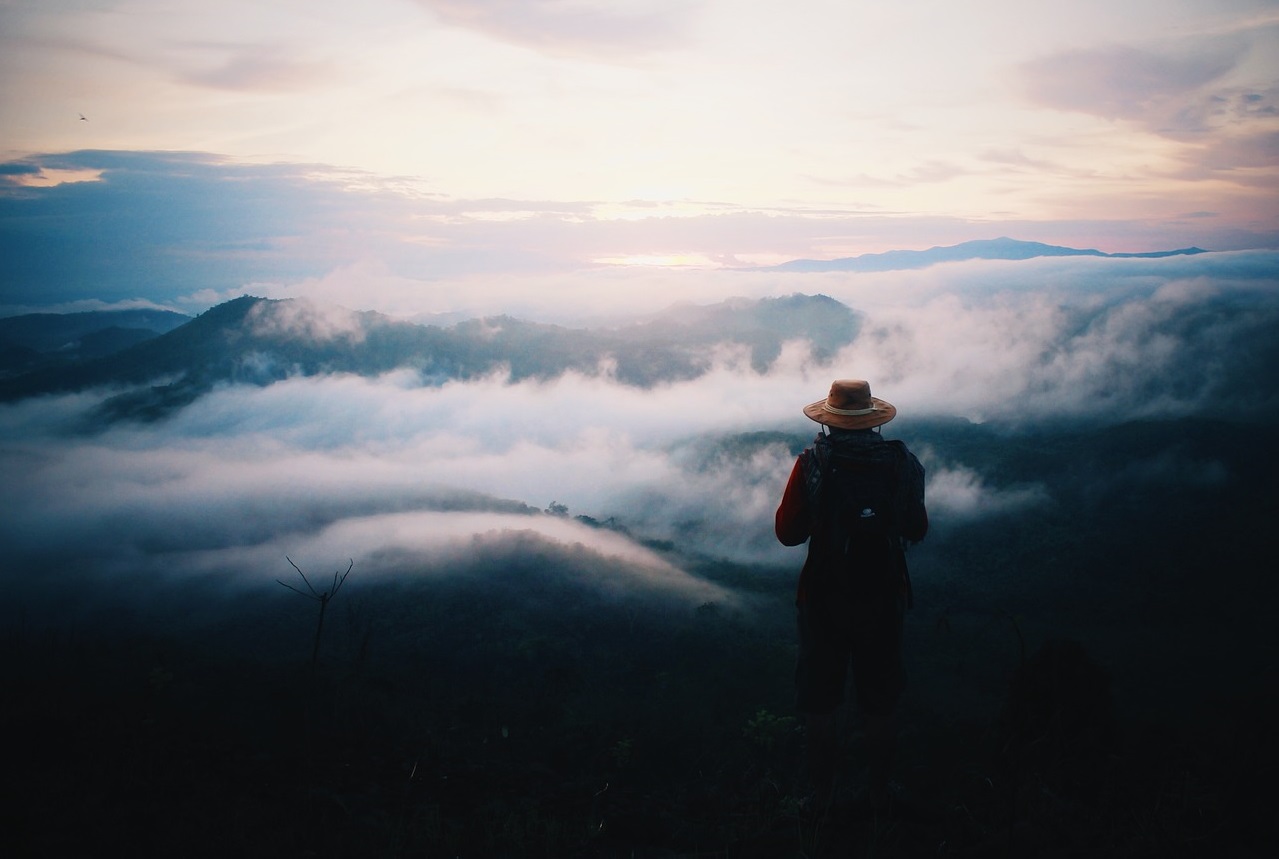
(775, 379), (928, 812)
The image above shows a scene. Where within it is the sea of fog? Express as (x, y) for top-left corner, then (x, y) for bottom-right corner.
(2, 252), (1276, 668)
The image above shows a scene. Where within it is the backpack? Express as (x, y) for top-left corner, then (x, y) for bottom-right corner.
(806, 434), (914, 603)
(825, 446), (904, 545)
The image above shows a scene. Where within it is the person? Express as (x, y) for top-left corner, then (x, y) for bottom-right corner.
(775, 379), (928, 813)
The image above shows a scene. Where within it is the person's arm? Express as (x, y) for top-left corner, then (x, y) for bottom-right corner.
(900, 452), (929, 543)
(775, 456), (811, 546)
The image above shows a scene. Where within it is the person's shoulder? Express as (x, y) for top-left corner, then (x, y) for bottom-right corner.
(898, 443), (925, 476)
(881, 437), (924, 469)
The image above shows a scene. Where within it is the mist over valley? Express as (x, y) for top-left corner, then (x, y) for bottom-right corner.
(4, 249), (1277, 855)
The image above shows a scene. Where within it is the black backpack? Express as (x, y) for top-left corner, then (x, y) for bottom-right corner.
(826, 447), (903, 539)
(808, 436), (912, 601)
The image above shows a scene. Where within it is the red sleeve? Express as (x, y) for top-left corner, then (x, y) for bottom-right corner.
(775, 457), (810, 546)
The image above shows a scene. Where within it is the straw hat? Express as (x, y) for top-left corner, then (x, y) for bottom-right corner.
(803, 379), (896, 430)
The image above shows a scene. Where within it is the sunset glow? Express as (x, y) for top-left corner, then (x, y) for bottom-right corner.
(0, 0), (1276, 313)
(594, 254), (720, 268)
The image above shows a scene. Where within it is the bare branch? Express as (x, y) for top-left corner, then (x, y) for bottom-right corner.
(331, 559), (354, 598)
(275, 579), (313, 599)
(285, 556), (320, 598)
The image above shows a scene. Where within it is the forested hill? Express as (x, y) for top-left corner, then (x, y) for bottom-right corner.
(0, 307), (190, 376)
(0, 293), (861, 419)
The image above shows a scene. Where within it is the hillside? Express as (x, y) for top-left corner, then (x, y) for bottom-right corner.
(0, 307), (189, 376)
(5, 417), (1275, 857)
(0, 293), (863, 419)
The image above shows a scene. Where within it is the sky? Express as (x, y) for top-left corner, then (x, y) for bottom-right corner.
(2, 0), (1279, 317)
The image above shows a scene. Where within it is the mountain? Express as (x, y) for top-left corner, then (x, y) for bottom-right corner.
(601, 292), (858, 376)
(0, 293), (863, 420)
(771, 237), (1210, 272)
(0, 307), (190, 376)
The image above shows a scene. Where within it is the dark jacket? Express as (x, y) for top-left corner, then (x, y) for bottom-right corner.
(776, 429), (928, 606)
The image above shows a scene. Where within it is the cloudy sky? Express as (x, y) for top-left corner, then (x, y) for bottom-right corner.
(2, 0), (1278, 315)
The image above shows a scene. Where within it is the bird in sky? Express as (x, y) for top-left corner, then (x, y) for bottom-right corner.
(79, 113), (87, 121)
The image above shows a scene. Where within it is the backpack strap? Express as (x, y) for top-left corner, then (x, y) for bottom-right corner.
(799, 432), (833, 520)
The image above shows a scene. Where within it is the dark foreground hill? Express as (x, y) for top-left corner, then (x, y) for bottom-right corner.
(5, 417), (1275, 858)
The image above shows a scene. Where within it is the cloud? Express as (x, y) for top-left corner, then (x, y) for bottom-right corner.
(821, 255), (1279, 424)
(178, 509), (734, 606)
(977, 148), (1061, 173)
(0, 384), (739, 624)
(4, 150), (1278, 317)
(1016, 25), (1279, 188)
(0, 152), (362, 306)
(415, 0), (688, 60)
(3, 251), (1277, 633)
(0, 162), (41, 178)
(246, 296), (367, 344)
(919, 462), (1050, 521)
(900, 161), (972, 184)
(1018, 40), (1242, 128)
(0, 151), (565, 310)
(1199, 128), (1279, 174)
(178, 43), (338, 92)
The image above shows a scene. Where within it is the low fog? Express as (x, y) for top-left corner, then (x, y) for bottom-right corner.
(3, 251), (1276, 636)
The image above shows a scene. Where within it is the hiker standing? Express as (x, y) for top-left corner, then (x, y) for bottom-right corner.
(775, 379), (928, 812)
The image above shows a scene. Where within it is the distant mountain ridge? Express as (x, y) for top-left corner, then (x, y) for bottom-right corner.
(772, 237), (1210, 272)
(0, 308), (190, 376)
(0, 293), (863, 421)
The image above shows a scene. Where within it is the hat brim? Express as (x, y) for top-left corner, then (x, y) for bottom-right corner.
(803, 396), (896, 430)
